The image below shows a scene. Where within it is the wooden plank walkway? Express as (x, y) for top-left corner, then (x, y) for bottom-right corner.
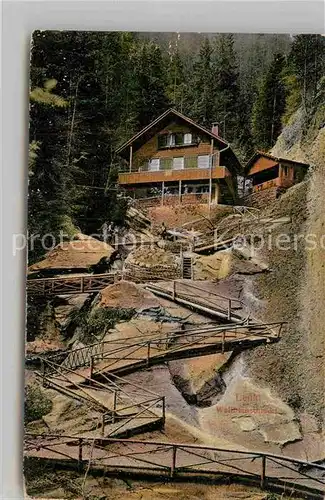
(41, 363), (165, 439)
(145, 280), (247, 323)
(42, 322), (283, 381)
(25, 434), (325, 498)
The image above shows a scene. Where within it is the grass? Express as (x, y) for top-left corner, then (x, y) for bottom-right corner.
(68, 306), (135, 345)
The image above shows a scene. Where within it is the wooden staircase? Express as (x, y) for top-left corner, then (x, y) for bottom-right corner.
(182, 256), (193, 279)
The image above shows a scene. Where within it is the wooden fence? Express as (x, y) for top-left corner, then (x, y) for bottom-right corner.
(25, 434), (325, 498)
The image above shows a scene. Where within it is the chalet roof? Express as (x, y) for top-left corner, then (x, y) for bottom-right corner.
(116, 108), (229, 153)
(245, 151), (309, 175)
(116, 108), (242, 172)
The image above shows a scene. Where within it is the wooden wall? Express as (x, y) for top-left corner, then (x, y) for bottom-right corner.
(132, 121), (219, 169)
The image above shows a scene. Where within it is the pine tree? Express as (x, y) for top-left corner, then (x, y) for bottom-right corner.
(189, 38), (215, 126)
(133, 41), (170, 128)
(166, 48), (186, 111)
(212, 34), (239, 141)
(289, 35), (325, 105)
(252, 53), (286, 150)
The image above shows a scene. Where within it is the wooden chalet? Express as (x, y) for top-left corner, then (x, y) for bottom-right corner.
(246, 152), (309, 194)
(116, 109), (241, 207)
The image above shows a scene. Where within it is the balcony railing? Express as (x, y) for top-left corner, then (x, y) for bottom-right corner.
(119, 153), (220, 174)
(252, 177), (294, 193)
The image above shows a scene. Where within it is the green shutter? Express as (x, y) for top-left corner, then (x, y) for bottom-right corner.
(175, 133), (183, 145)
(184, 156), (198, 169)
(160, 158), (173, 170)
(158, 134), (168, 149)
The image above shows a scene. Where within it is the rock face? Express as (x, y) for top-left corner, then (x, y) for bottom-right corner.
(169, 353), (232, 406)
(244, 126), (325, 424)
(28, 233), (115, 273)
(98, 281), (160, 312)
(199, 371), (302, 450)
(126, 245), (177, 269)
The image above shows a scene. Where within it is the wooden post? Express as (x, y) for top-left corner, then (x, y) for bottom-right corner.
(80, 276), (84, 293)
(209, 139), (214, 213)
(78, 438), (83, 471)
(43, 281), (46, 295)
(161, 181), (165, 206)
(170, 445), (177, 478)
(260, 455), (266, 489)
(179, 180), (182, 204)
(172, 281), (176, 300)
(129, 145), (133, 172)
(147, 342), (151, 366)
(227, 299), (231, 321)
(162, 396), (166, 425)
(101, 413), (105, 436)
(89, 357), (94, 382)
(112, 390), (117, 424)
(222, 331), (225, 353)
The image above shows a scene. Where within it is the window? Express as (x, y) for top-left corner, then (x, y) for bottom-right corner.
(175, 133), (183, 146)
(184, 133), (192, 145)
(197, 185), (209, 193)
(173, 157), (184, 170)
(158, 134), (168, 149)
(169, 134), (176, 147)
(160, 158), (173, 170)
(283, 166), (288, 176)
(198, 155), (210, 169)
(149, 158), (160, 171)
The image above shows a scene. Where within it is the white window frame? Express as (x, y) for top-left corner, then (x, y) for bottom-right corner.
(198, 155), (210, 169)
(168, 134), (176, 147)
(184, 133), (192, 145)
(149, 158), (160, 171)
(173, 157), (184, 170)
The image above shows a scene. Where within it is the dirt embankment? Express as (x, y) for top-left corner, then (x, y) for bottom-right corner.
(244, 125), (325, 424)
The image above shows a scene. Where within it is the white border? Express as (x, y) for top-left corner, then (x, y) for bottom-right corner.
(1, 1), (324, 497)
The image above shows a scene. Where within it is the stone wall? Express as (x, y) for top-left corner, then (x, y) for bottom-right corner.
(243, 187), (283, 209)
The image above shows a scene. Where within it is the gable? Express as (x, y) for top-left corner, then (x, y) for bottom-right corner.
(248, 156), (279, 176)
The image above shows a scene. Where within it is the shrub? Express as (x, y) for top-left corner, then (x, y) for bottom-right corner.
(25, 384), (52, 423)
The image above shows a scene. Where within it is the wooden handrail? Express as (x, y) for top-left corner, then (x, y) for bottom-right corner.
(25, 432), (325, 474)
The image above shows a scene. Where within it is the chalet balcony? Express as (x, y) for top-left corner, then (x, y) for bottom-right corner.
(118, 166), (229, 185)
(118, 154), (229, 185)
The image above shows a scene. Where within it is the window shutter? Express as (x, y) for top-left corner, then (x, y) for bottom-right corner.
(185, 156), (197, 169)
(160, 158), (172, 170)
(158, 134), (168, 149)
(198, 155), (210, 169)
(184, 133), (192, 144)
(173, 157), (184, 170)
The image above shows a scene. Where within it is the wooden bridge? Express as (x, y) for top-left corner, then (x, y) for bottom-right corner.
(27, 269), (181, 296)
(27, 273), (116, 296)
(39, 359), (165, 439)
(145, 280), (248, 323)
(41, 321), (283, 381)
(25, 434), (325, 499)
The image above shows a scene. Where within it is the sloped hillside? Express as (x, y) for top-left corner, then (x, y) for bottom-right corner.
(244, 109), (325, 423)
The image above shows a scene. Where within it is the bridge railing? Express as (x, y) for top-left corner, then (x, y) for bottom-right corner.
(40, 322), (284, 381)
(147, 280), (248, 322)
(25, 433), (325, 497)
(39, 357), (165, 436)
(27, 273), (117, 296)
